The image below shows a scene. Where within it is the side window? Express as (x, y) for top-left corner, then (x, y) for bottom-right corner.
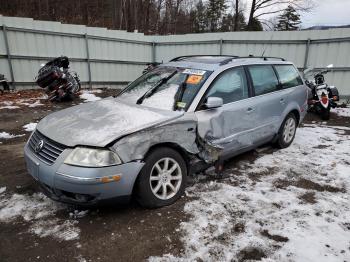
(205, 67), (249, 104)
(248, 65), (279, 96)
(274, 65), (303, 88)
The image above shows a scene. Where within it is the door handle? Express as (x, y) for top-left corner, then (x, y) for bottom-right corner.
(280, 99), (285, 104)
(246, 107), (255, 114)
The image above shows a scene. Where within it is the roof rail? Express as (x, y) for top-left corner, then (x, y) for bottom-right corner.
(168, 55), (285, 66)
(236, 55), (285, 61)
(170, 55), (238, 62)
(219, 55), (286, 65)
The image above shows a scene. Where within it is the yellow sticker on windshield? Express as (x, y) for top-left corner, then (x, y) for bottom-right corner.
(186, 75), (203, 85)
(176, 102), (186, 108)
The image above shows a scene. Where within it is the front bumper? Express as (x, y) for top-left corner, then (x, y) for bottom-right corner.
(24, 142), (144, 206)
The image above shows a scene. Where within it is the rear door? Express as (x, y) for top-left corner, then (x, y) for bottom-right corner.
(195, 66), (258, 154)
(245, 64), (285, 141)
(273, 64), (306, 122)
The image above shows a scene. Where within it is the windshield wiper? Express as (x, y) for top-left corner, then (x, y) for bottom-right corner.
(136, 70), (178, 105)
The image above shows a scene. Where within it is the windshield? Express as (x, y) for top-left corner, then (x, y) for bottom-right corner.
(117, 66), (211, 111)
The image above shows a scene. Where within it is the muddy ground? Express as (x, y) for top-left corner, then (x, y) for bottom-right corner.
(0, 90), (349, 262)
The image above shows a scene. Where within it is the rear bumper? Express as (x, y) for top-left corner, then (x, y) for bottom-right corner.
(24, 143), (144, 206)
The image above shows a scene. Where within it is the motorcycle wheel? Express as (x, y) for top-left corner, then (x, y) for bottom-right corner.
(48, 93), (58, 102)
(320, 107), (330, 120)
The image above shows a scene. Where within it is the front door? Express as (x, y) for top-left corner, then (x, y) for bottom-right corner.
(195, 66), (258, 155)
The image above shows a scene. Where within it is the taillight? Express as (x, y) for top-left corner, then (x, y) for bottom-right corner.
(321, 95), (328, 104)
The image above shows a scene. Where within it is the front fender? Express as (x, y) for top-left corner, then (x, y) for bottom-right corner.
(111, 115), (199, 163)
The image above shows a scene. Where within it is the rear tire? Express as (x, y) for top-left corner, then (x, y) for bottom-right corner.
(135, 147), (187, 208)
(320, 107), (330, 120)
(275, 113), (297, 149)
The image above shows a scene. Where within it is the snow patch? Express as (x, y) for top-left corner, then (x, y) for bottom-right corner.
(27, 100), (44, 108)
(23, 122), (37, 132)
(150, 124), (350, 261)
(30, 219), (80, 241)
(334, 107), (350, 117)
(0, 105), (20, 110)
(0, 187), (6, 194)
(80, 90), (102, 102)
(0, 193), (81, 241)
(0, 95), (47, 109)
(0, 101), (18, 110)
(0, 131), (25, 139)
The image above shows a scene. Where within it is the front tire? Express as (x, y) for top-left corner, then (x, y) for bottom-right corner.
(275, 113), (297, 149)
(135, 147), (187, 208)
(320, 107), (330, 120)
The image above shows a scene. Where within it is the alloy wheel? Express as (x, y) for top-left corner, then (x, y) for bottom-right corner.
(282, 117), (296, 144)
(149, 157), (182, 200)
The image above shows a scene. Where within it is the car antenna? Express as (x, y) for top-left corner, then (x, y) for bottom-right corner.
(261, 34), (274, 57)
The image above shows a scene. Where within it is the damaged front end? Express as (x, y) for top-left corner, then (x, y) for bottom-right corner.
(111, 113), (223, 173)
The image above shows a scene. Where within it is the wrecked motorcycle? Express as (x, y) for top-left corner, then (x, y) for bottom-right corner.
(36, 56), (81, 102)
(0, 74), (10, 94)
(304, 64), (339, 120)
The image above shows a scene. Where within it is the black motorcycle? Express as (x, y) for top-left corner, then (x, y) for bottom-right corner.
(304, 64), (339, 120)
(36, 56), (81, 102)
(0, 74), (10, 94)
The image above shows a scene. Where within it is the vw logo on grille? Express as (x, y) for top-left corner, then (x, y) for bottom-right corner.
(34, 140), (45, 153)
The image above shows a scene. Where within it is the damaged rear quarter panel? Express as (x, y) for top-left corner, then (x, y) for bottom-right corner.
(111, 114), (200, 163)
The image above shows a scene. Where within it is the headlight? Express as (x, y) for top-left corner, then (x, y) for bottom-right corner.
(64, 147), (122, 167)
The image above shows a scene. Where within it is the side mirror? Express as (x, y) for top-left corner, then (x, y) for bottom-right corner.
(205, 97), (223, 109)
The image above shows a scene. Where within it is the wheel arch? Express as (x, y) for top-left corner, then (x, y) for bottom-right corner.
(289, 109), (300, 124)
(131, 142), (192, 195)
(144, 142), (191, 171)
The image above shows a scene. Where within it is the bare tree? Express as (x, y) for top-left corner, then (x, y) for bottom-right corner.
(247, 0), (314, 30)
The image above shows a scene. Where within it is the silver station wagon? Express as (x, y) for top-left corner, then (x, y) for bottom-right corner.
(24, 55), (308, 208)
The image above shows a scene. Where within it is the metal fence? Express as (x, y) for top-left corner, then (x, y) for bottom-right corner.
(1, 15), (350, 96)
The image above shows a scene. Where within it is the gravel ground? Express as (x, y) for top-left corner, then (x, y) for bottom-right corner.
(0, 89), (349, 262)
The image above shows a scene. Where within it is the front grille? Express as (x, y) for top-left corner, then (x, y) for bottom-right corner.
(28, 130), (67, 165)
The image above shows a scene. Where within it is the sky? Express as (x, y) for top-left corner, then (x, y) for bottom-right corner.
(241, 0), (350, 28)
(300, 0), (350, 27)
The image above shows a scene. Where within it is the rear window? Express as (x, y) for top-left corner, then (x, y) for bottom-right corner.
(247, 65), (279, 96)
(274, 65), (303, 88)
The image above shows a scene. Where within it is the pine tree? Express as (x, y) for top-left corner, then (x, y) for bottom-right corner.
(275, 5), (301, 31)
(206, 0), (227, 32)
(193, 0), (207, 33)
(221, 13), (246, 32)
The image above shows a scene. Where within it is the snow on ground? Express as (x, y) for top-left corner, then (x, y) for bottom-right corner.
(0, 95), (47, 110)
(0, 105), (20, 109)
(0, 192), (84, 241)
(23, 122), (37, 132)
(0, 101), (20, 109)
(0, 131), (25, 139)
(334, 107), (350, 117)
(150, 124), (350, 262)
(79, 90), (102, 102)
(22, 99), (44, 108)
(0, 187), (6, 194)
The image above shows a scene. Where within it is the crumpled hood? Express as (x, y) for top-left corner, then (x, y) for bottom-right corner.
(37, 97), (183, 147)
